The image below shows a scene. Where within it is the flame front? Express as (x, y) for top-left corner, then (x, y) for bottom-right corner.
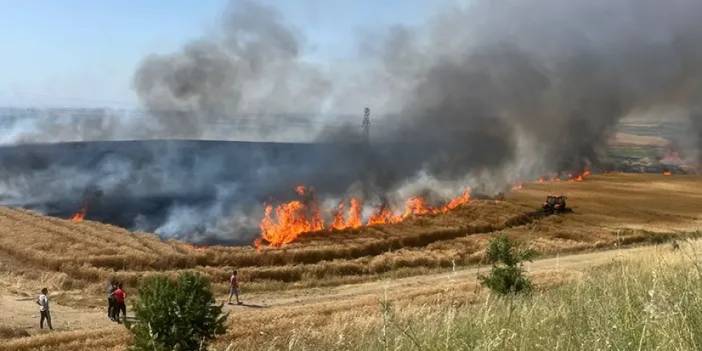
(511, 170), (593, 192)
(348, 198), (363, 228)
(367, 203), (402, 225)
(259, 201), (324, 247)
(330, 197), (363, 230)
(70, 207), (87, 222)
(404, 196), (435, 217)
(571, 170), (591, 182)
(331, 200), (347, 230)
(442, 190), (471, 211)
(257, 187), (472, 247)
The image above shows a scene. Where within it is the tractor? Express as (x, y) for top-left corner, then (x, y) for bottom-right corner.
(543, 195), (568, 214)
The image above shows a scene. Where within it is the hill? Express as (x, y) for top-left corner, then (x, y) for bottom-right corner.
(1, 173), (701, 349)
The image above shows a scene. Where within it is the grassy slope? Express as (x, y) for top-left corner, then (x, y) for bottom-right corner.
(2, 173), (702, 349)
(2, 173), (702, 298)
(222, 240), (702, 351)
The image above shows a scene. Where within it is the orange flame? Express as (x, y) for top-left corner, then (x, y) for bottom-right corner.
(258, 186), (324, 247)
(257, 186), (472, 247)
(403, 196), (435, 217)
(348, 198), (363, 228)
(330, 197), (364, 230)
(442, 190), (471, 211)
(70, 207), (87, 222)
(330, 200), (347, 230)
(569, 170), (591, 182)
(367, 203), (402, 225)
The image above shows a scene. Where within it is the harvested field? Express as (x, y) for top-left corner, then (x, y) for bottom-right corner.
(2, 173), (702, 349)
(2, 174), (702, 295)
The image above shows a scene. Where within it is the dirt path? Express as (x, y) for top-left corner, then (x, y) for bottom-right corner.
(0, 294), (114, 334)
(225, 243), (672, 314)
(0, 242), (679, 342)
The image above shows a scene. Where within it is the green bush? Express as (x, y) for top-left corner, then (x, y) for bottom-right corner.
(128, 272), (228, 351)
(479, 234), (535, 294)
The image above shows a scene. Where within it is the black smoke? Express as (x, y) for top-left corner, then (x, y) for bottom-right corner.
(0, 140), (373, 244)
(5, 0), (702, 243)
(365, 0), (702, 177)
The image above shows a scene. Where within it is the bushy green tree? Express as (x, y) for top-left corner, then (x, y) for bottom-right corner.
(127, 272), (228, 351)
(479, 234), (535, 295)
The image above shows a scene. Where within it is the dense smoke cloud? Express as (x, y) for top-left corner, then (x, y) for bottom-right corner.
(0, 141), (371, 243)
(366, 0), (702, 179)
(134, 0), (331, 139)
(4, 0), (702, 243)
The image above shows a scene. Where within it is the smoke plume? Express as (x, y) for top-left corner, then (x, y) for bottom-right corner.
(134, 0), (331, 139)
(366, 0), (702, 180)
(4, 0), (702, 244)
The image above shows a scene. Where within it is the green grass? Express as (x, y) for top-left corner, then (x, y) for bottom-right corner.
(226, 242), (702, 350)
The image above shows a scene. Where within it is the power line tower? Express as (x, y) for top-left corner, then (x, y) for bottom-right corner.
(362, 107), (371, 144)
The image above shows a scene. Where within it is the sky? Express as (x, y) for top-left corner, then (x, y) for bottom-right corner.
(0, 0), (449, 108)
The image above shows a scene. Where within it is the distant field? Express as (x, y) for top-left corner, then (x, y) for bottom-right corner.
(2, 173), (702, 295)
(2, 173), (702, 349)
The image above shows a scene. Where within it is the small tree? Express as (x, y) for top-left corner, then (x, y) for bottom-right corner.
(128, 272), (228, 351)
(479, 234), (535, 295)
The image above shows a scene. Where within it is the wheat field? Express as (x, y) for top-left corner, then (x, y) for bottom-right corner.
(1, 173), (702, 349)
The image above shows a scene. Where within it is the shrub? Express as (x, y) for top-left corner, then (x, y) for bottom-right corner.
(479, 235), (535, 294)
(127, 272), (228, 351)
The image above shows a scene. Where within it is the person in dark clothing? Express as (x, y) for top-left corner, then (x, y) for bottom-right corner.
(36, 288), (53, 330)
(111, 283), (127, 323)
(107, 281), (117, 321)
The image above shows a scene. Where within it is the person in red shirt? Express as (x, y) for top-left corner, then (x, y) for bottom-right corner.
(111, 283), (127, 323)
(228, 270), (242, 305)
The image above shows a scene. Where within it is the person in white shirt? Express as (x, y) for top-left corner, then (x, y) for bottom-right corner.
(36, 288), (53, 330)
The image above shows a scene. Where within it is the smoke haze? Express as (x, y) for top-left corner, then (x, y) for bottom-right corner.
(3, 0), (702, 243)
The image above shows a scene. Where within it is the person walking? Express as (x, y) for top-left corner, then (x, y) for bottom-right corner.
(36, 288), (53, 330)
(112, 283), (127, 323)
(107, 280), (117, 321)
(228, 270), (242, 305)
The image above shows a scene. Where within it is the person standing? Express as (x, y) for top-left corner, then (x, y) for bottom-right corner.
(36, 288), (53, 330)
(228, 270), (242, 305)
(112, 283), (127, 323)
(107, 281), (117, 321)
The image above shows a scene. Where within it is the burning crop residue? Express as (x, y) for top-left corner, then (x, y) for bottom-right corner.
(511, 170), (593, 191)
(256, 187), (472, 248)
(570, 170), (592, 182)
(331, 198), (363, 231)
(256, 186), (325, 247)
(70, 206), (87, 222)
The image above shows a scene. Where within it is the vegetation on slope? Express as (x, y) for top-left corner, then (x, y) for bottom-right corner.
(479, 235), (535, 295)
(225, 241), (702, 350)
(4, 174), (702, 300)
(129, 273), (226, 351)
